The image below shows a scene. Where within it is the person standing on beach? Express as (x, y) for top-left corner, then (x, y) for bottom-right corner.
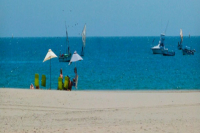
(68, 78), (72, 91)
(30, 83), (34, 89)
(59, 69), (63, 81)
(72, 67), (78, 87)
(59, 68), (64, 89)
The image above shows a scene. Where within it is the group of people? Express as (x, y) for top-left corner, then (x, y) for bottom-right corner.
(30, 67), (78, 90)
(59, 67), (78, 91)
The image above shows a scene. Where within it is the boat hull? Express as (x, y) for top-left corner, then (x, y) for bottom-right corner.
(163, 51), (175, 56)
(177, 46), (182, 50)
(182, 49), (194, 55)
(81, 50), (84, 56)
(151, 48), (168, 54)
(58, 55), (71, 62)
(177, 42), (182, 50)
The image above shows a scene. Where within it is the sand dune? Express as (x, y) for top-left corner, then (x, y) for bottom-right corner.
(0, 89), (200, 133)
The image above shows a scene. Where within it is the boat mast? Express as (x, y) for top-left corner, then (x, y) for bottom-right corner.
(164, 21), (169, 34)
(65, 21), (70, 54)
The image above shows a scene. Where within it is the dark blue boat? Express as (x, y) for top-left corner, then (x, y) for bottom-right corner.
(163, 51), (175, 56)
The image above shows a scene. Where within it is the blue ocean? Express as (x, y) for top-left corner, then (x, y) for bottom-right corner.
(0, 36), (199, 90)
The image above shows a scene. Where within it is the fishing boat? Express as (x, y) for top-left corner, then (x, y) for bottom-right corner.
(182, 46), (195, 55)
(58, 24), (71, 62)
(151, 33), (168, 54)
(178, 29), (183, 50)
(81, 24), (86, 56)
(163, 51), (175, 56)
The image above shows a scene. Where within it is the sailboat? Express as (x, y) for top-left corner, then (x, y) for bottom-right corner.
(178, 29), (183, 50)
(58, 24), (72, 62)
(179, 30), (196, 55)
(81, 24), (86, 56)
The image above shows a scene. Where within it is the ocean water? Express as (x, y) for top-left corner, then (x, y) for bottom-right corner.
(0, 36), (200, 90)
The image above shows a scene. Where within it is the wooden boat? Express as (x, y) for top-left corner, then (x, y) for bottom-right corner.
(58, 23), (72, 62)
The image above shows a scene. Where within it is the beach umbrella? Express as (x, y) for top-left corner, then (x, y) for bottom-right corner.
(69, 51), (83, 66)
(43, 49), (57, 89)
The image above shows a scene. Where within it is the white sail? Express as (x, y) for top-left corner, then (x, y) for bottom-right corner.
(82, 24), (86, 48)
(180, 29), (183, 42)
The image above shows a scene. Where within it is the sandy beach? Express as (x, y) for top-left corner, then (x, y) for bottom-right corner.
(0, 89), (200, 133)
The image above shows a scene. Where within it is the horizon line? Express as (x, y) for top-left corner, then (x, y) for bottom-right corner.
(0, 35), (199, 38)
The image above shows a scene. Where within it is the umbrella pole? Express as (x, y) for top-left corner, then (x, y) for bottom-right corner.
(50, 59), (51, 90)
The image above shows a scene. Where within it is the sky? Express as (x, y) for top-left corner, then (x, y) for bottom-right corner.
(0, 0), (200, 37)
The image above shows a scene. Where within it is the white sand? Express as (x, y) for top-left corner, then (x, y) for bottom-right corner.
(0, 89), (200, 133)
